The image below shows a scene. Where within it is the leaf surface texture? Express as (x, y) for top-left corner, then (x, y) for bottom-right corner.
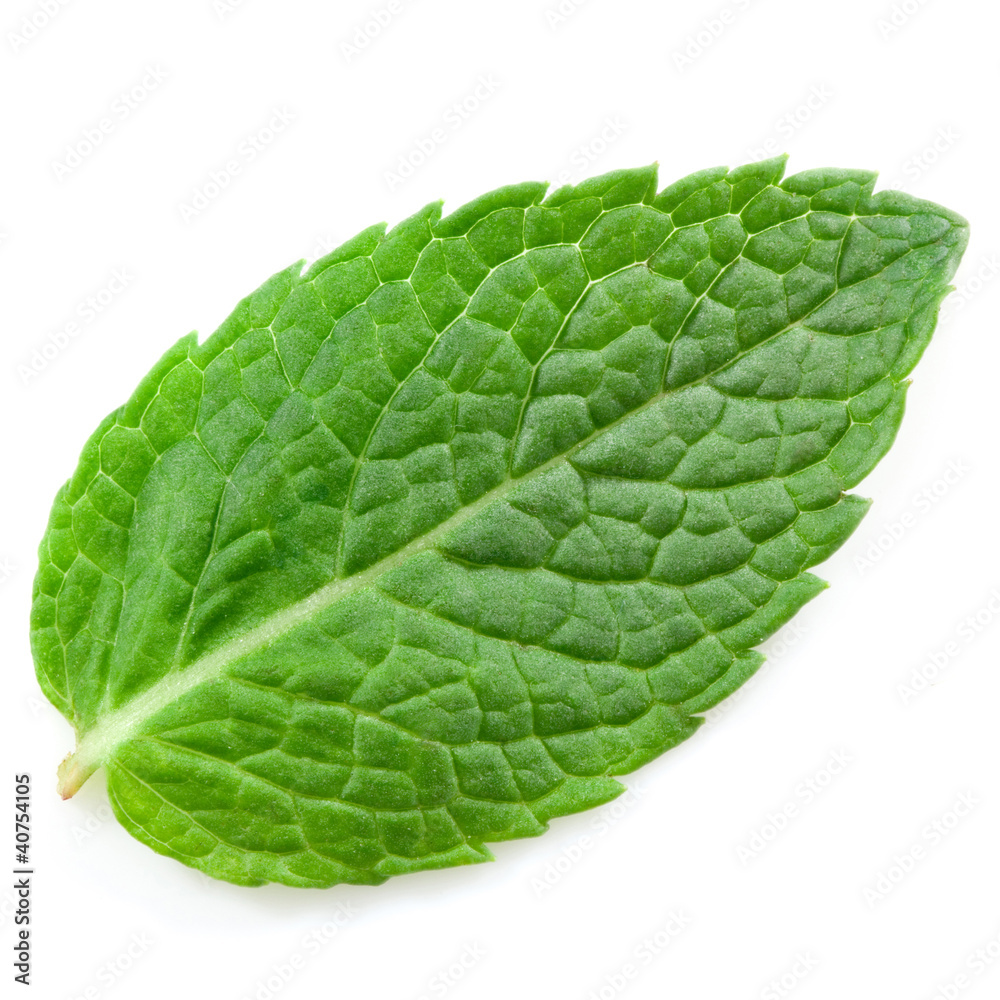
(31, 158), (968, 886)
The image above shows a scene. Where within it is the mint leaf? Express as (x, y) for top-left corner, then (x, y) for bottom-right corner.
(32, 158), (967, 887)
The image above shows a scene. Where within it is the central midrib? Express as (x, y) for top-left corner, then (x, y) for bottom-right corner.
(67, 378), (678, 775)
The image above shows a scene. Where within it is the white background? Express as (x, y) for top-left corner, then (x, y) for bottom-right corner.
(3, 1), (999, 997)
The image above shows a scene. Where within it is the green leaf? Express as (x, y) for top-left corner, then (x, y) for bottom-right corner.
(32, 158), (967, 887)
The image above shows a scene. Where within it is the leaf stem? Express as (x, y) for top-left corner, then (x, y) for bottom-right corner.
(57, 753), (96, 799)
